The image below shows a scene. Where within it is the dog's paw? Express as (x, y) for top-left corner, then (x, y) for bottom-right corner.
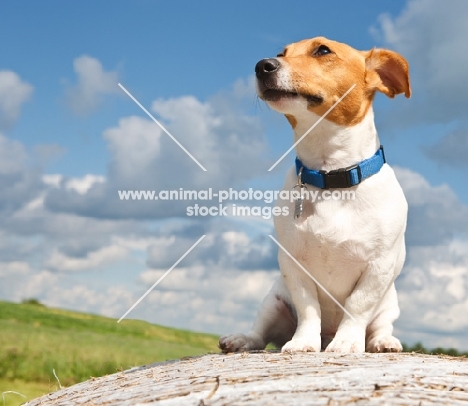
(218, 333), (264, 353)
(325, 337), (365, 353)
(281, 337), (321, 353)
(325, 325), (366, 353)
(366, 335), (402, 353)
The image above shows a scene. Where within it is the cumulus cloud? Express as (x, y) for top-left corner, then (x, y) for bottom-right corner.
(65, 174), (106, 195)
(0, 71), (33, 129)
(394, 166), (468, 246)
(138, 265), (277, 334)
(104, 115), (163, 185)
(127, 228), (279, 333)
(389, 164), (468, 348)
(0, 261), (31, 277)
(422, 128), (468, 168)
(42, 173), (106, 194)
(65, 55), (120, 115)
(45, 78), (268, 219)
(46, 244), (128, 272)
(146, 230), (277, 271)
(372, 0), (468, 126)
(45, 285), (136, 319)
(0, 133), (28, 174)
(3, 270), (136, 319)
(1, 168), (146, 256)
(0, 264), (58, 303)
(395, 239), (468, 349)
(0, 134), (44, 215)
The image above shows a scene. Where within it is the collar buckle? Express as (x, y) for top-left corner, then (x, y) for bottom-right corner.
(320, 164), (362, 189)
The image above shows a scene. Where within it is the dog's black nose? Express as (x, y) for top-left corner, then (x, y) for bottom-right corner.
(255, 58), (279, 78)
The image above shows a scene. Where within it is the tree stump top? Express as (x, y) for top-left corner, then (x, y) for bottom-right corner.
(25, 352), (468, 405)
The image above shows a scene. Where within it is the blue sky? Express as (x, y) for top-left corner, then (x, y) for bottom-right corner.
(1, 0), (468, 351)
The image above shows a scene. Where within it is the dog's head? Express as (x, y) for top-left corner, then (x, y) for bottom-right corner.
(255, 36), (411, 128)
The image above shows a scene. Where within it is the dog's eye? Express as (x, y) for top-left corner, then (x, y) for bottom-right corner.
(313, 45), (332, 56)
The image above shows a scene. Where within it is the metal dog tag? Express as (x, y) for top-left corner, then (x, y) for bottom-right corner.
(292, 168), (307, 219)
(294, 193), (304, 219)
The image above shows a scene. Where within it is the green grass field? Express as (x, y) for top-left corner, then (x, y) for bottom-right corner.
(0, 300), (219, 406)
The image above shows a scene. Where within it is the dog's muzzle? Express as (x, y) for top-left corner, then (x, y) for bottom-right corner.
(255, 58), (297, 102)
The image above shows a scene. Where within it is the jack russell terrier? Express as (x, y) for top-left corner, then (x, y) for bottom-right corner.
(219, 36), (411, 353)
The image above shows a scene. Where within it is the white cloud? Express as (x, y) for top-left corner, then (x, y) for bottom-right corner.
(44, 285), (135, 318)
(139, 266), (277, 334)
(423, 128), (468, 168)
(133, 228), (279, 334)
(65, 174), (105, 195)
(394, 166), (468, 245)
(150, 85), (266, 181)
(0, 134), (44, 216)
(104, 115), (163, 182)
(45, 79), (268, 219)
(390, 163), (468, 349)
(395, 239), (468, 349)
(0, 71), (33, 129)
(43, 174), (63, 188)
(146, 230), (277, 271)
(0, 265), (59, 303)
(0, 261), (31, 277)
(65, 55), (120, 115)
(39, 173), (105, 197)
(21, 270), (61, 302)
(373, 0), (468, 125)
(0, 133), (28, 174)
(46, 244), (128, 272)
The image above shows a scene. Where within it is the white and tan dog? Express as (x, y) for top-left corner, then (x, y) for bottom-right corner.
(219, 37), (411, 353)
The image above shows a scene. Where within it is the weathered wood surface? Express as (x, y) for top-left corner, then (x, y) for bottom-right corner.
(25, 352), (468, 405)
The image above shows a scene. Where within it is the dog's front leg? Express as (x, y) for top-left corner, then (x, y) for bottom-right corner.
(325, 253), (402, 353)
(279, 251), (322, 353)
(219, 278), (297, 353)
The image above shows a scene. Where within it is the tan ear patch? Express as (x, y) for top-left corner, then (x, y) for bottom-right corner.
(365, 49), (411, 98)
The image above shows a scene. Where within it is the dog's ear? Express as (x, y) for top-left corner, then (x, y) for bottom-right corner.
(364, 48), (411, 98)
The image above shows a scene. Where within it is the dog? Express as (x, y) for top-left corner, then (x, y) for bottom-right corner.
(219, 36), (411, 353)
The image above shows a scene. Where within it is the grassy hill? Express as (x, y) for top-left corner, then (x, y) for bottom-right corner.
(0, 300), (219, 406)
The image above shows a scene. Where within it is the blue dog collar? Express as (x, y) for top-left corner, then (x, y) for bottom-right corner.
(295, 146), (386, 189)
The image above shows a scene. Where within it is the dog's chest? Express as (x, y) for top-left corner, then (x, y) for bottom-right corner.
(276, 195), (375, 270)
(302, 202), (369, 263)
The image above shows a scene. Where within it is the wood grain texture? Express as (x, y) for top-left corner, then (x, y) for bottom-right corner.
(25, 352), (468, 405)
